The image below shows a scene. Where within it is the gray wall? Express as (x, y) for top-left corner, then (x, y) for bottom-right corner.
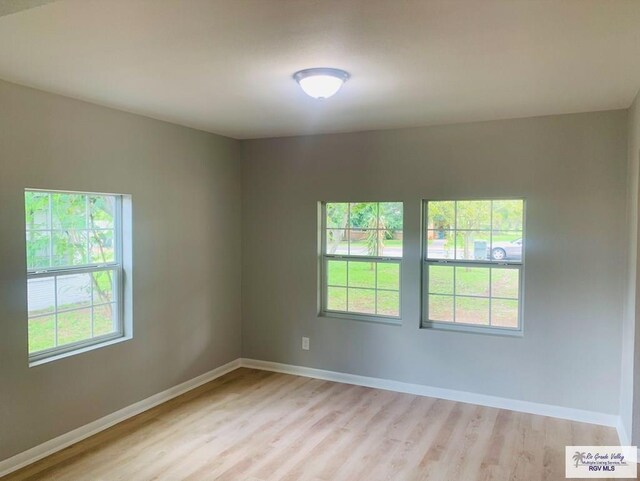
(0, 79), (242, 461)
(625, 90), (640, 443)
(241, 111), (627, 415)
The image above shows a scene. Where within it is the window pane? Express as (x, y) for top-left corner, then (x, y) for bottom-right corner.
(52, 193), (86, 229)
(348, 288), (375, 314)
(26, 231), (51, 269)
(454, 231), (489, 260)
(349, 203), (378, 229)
(25, 191), (50, 230)
(428, 201), (455, 230)
(326, 203), (349, 229)
(349, 229), (377, 256)
(348, 261), (376, 288)
(377, 291), (399, 316)
(327, 260), (347, 286)
(455, 297), (490, 325)
(377, 263), (400, 290)
(28, 315), (55, 353)
(491, 299), (519, 328)
(27, 277), (55, 317)
(491, 268), (519, 299)
(52, 230), (88, 267)
(57, 273), (91, 311)
(455, 267), (490, 297)
(326, 229), (348, 255)
(490, 232), (523, 262)
(427, 230), (455, 259)
(429, 295), (453, 322)
(57, 308), (92, 346)
(93, 303), (117, 336)
(429, 265), (454, 295)
(90, 229), (115, 263)
(93, 270), (116, 304)
(379, 230), (402, 258)
(327, 287), (347, 311)
(89, 195), (115, 229)
(492, 200), (523, 231)
(379, 202), (403, 230)
(456, 200), (491, 230)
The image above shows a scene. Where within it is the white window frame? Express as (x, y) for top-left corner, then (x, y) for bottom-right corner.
(26, 189), (126, 363)
(320, 201), (402, 324)
(421, 198), (525, 336)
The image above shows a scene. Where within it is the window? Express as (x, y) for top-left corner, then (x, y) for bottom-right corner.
(25, 189), (126, 362)
(423, 199), (525, 334)
(321, 202), (403, 322)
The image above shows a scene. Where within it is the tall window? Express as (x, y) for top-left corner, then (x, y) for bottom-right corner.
(25, 190), (124, 361)
(423, 199), (524, 334)
(321, 202), (403, 322)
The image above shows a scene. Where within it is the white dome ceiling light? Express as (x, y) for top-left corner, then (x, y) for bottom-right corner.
(293, 68), (350, 99)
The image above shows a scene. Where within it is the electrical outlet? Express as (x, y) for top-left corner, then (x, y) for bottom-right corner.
(302, 337), (310, 351)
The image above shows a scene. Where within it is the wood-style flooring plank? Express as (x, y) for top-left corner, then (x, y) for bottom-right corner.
(1, 368), (623, 481)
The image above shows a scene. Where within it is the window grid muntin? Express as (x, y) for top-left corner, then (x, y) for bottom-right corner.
(323, 257), (402, 319)
(325, 202), (402, 259)
(28, 265), (123, 359)
(322, 202), (402, 321)
(425, 199), (524, 265)
(426, 262), (521, 328)
(28, 301), (116, 320)
(423, 199), (524, 332)
(26, 189), (124, 360)
(26, 191), (118, 272)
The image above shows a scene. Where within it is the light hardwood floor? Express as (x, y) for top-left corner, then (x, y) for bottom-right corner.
(2, 368), (621, 481)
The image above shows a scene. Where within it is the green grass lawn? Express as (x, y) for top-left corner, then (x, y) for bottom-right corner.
(28, 270), (116, 353)
(330, 238), (403, 256)
(428, 295), (518, 327)
(491, 233), (521, 243)
(429, 265), (518, 297)
(428, 265), (519, 327)
(325, 256), (519, 323)
(327, 260), (400, 316)
(28, 303), (116, 353)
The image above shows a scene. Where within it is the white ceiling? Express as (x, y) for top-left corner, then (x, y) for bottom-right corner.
(0, 0), (639, 139)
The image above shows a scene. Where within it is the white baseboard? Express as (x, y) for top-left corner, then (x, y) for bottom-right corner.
(240, 358), (619, 429)
(617, 417), (631, 447)
(0, 358), (241, 478)
(0, 356), (626, 478)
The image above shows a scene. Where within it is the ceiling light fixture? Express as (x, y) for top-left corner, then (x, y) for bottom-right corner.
(293, 68), (350, 99)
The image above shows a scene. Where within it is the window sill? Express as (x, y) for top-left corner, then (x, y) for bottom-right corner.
(29, 335), (132, 368)
(319, 311), (402, 326)
(421, 321), (523, 337)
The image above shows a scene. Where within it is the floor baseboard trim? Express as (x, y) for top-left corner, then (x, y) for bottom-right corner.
(0, 358), (241, 478)
(0, 357), (625, 477)
(616, 417), (631, 447)
(240, 358), (619, 430)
